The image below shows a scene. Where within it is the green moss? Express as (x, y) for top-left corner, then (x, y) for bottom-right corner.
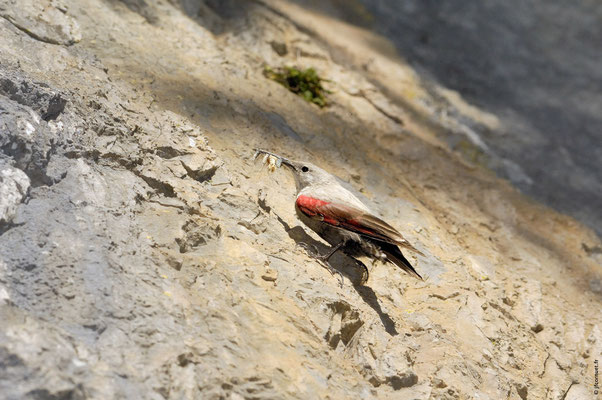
(264, 66), (330, 107)
(455, 138), (489, 167)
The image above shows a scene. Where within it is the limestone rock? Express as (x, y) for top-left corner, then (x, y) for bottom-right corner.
(0, 0), (82, 46)
(0, 0), (599, 398)
(0, 164), (29, 224)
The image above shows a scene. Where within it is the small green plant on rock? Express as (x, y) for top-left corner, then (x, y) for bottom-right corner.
(264, 66), (329, 107)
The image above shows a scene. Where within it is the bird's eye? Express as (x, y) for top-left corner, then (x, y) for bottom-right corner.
(301, 166), (309, 172)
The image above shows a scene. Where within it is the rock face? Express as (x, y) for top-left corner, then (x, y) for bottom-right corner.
(0, 0), (82, 45)
(0, 1), (600, 399)
(0, 164), (30, 225)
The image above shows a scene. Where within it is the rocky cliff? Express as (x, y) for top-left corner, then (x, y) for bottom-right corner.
(0, 1), (601, 399)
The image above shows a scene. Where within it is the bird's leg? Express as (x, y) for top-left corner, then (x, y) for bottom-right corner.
(298, 241), (345, 288)
(318, 242), (344, 263)
(316, 242), (345, 288)
(296, 241), (342, 261)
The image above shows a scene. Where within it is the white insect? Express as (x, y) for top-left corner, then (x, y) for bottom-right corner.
(254, 150), (282, 173)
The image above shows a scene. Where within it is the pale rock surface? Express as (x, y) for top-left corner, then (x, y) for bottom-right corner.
(0, 0), (82, 45)
(0, 164), (30, 224)
(0, 1), (600, 399)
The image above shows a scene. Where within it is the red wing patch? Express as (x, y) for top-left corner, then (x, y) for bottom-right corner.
(296, 195), (382, 234)
(296, 195), (330, 213)
(297, 195), (379, 234)
(296, 195), (422, 255)
(296, 195), (340, 225)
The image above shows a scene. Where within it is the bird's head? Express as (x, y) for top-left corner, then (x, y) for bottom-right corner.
(254, 149), (336, 192)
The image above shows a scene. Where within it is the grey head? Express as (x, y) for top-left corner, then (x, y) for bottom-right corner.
(254, 149), (337, 192)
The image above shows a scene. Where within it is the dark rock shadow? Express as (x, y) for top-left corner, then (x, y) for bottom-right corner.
(276, 215), (398, 336)
(353, 284), (398, 336)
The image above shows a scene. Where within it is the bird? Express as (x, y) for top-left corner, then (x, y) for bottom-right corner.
(254, 150), (423, 283)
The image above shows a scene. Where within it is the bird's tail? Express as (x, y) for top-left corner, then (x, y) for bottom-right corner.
(396, 240), (425, 257)
(381, 243), (423, 280)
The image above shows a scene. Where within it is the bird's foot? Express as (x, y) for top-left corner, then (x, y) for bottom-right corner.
(297, 242), (344, 288)
(297, 242), (320, 257)
(317, 259), (344, 288)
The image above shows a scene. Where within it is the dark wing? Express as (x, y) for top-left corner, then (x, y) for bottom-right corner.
(348, 212), (425, 256)
(379, 241), (423, 280)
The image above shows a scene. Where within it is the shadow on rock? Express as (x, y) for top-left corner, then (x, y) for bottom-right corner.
(353, 284), (398, 336)
(277, 216), (398, 336)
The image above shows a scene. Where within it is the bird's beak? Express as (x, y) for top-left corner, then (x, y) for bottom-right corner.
(279, 158), (297, 171)
(253, 149), (297, 171)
